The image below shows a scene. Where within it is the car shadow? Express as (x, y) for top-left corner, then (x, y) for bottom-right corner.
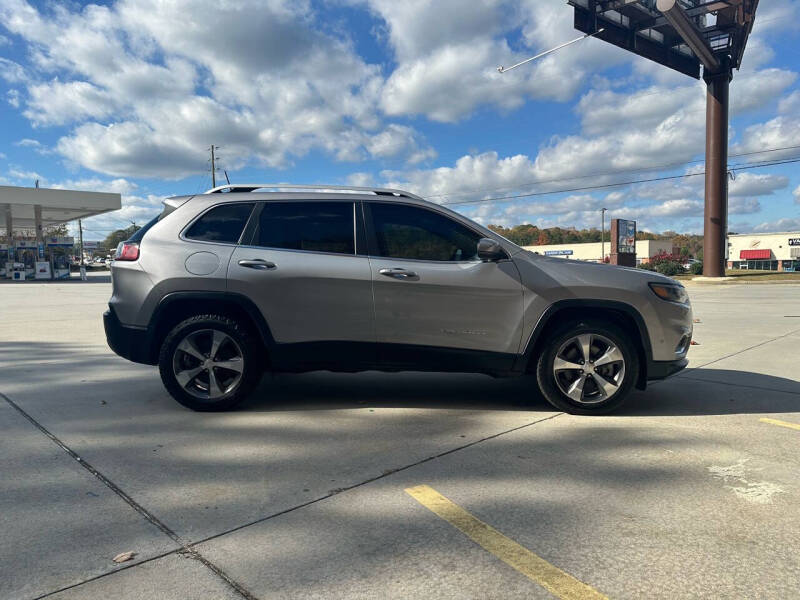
(243, 367), (800, 417)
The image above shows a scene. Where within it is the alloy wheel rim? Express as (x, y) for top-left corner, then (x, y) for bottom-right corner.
(552, 333), (625, 405)
(172, 329), (244, 400)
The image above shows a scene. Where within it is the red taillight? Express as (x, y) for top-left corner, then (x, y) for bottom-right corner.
(115, 242), (140, 261)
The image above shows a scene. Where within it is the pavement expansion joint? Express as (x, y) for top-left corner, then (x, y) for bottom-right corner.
(3, 387), (563, 600)
(0, 391), (258, 600)
(678, 325), (800, 376)
(677, 375), (800, 396)
(186, 412), (566, 549)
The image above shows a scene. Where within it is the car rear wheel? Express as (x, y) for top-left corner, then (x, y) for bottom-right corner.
(158, 314), (262, 411)
(536, 319), (639, 415)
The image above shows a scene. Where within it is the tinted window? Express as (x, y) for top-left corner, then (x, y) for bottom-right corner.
(370, 203), (481, 261)
(185, 203), (254, 243)
(255, 202), (355, 255)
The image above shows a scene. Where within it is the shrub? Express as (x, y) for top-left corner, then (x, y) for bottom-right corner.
(641, 251), (685, 276)
(690, 261), (703, 275)
(656, 261), (683, 276)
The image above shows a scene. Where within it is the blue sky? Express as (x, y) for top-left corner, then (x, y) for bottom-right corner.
(1, 0), (799, 241)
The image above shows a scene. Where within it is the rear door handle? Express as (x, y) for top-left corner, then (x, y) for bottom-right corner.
(238, 259), (276, 270)
(379, 267), (417, 279)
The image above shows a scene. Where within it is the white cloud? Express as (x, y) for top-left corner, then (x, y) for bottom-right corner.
(793, 185), (800, 205)
(346, 172), (374, 187)
(728, 173), (789, 197)
(733, 115), (800, 159)
(752, 218), (800, 233)
(731, 68), (797, 114)
(0, 57), (25, 82)
(24, 79), (119, 126)
(728, 197), (762, 215)
(6, 89), (20, 108)
(367, 0), (632, 122)
(364, 124), (436, 165)
(14, 138), (42, 148)
(7, 166), (44, 182)
(0, 0), (430, 178)
(778, 90), (800, 115)
(51, 177), (139, 196)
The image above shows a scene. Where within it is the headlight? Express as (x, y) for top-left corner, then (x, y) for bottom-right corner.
(649, 282), (689, 305)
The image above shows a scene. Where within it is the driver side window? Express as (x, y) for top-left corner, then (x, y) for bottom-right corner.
(369, 203), (481, 262)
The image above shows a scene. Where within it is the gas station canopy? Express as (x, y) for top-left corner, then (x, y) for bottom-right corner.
(1, 185), (121, 230)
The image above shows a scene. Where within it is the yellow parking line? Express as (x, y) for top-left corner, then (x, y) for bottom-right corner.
(760, 417), (800, 432)
(405, 485), (608, 600)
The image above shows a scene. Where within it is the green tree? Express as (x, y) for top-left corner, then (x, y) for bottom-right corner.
(102, 225), (139, 253)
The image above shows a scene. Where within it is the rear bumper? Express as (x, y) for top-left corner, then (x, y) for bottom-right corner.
(647, 357), (688, 381)
(104, 307), (155, 365)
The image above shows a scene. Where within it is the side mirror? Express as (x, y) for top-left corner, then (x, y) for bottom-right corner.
(477, 238), (505, 262)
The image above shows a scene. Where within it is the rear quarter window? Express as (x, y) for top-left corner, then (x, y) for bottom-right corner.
(185, 203), (255, 244)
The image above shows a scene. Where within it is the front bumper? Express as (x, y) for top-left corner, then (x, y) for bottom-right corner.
(104, 307), (155, 365)
(647, 357), (688, 381)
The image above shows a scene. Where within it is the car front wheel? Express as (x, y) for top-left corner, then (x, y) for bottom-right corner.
(158, 314), (262, 411)
(536, 320), (639, 415)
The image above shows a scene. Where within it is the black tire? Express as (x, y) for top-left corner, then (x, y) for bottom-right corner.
(535, 319), (639, 415)
(158, 314), (262, 411)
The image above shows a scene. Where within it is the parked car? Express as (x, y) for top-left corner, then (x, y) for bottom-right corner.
(105, 184), (692, 414)
(682, 258), (700, 270)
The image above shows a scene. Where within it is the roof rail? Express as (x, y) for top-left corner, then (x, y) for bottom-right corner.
(204, 183), (424, 200)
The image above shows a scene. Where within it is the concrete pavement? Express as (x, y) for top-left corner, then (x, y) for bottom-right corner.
(1, 279), (799, 598)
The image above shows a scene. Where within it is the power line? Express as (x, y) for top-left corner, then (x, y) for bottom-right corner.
(441, 156), (800, 207)
(426, 143), (800, 201)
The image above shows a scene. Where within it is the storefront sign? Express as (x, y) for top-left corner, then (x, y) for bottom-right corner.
(789, 238), (800, 246)
(617, 219), (636, 254)
(544, 250), (573, 256)
(46, 236), (75, 246)
(83, 241), (99, 249)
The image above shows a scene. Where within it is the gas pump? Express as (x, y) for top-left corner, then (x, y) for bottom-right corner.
(15, 241), (37, 279)
(46, 236), (74, 279)
(0, 244), (8, 278)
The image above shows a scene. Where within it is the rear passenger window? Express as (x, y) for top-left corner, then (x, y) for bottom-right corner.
(255, 202), (355, 255)
(185, 203), (254, 243)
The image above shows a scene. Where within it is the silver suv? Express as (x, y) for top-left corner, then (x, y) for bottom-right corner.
(104, 184), (692, 414)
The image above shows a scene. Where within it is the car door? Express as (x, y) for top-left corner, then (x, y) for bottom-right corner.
(227, 200), (375, 368)
(365, 201), (524, 371)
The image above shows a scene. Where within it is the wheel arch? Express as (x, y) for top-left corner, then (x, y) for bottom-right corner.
(520, 300), (651, 390)
(145, 292), (274, 364)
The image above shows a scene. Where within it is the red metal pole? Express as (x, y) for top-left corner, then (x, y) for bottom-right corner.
(703, 68), (730, 277)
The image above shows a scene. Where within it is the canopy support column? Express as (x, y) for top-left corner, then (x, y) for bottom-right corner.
(703, 66), (731, 278)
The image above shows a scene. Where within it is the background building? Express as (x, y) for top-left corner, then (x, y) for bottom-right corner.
(522, 239), (674, 264)
(728, 232), (800, 272)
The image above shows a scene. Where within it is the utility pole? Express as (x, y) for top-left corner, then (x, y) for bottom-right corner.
(601, 208), (607, 263)
(78, 219), (84, 263)
(210, 145), (220, 188)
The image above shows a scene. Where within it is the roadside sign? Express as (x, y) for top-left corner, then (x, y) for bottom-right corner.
(617, 220), (636, 254)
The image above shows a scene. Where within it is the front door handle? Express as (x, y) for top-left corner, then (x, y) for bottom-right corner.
(379, 267), (417, 279)
(238, 259), (276, 270)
